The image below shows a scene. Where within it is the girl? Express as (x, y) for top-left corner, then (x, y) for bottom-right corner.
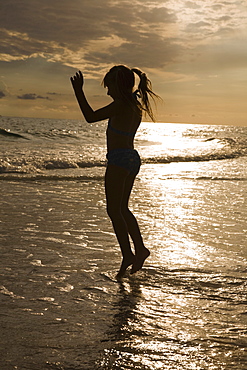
(70, 65), (159, 278)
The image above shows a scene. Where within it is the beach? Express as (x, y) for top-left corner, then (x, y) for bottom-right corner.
(0, 117), (246, 369)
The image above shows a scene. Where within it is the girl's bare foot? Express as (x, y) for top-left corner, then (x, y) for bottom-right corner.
(130, 248), (150, 274)
(116, 255), (136, 279)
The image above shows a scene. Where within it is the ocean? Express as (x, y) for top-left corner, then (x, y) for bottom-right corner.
(0, 116), (246, 370)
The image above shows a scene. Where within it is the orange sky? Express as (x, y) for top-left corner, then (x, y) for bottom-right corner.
(0, 0), (246, 125)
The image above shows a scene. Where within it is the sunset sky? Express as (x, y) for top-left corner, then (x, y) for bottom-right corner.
(0, 0), (246, 125)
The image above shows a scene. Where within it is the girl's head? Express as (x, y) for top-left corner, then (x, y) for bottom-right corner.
(103, 65), (135, 98)
(103, 65), (160, 121)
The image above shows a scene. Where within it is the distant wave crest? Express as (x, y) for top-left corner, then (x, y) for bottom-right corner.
(0, 158), (106, 174)
(1, 145), (247, 175)
(143, 150), (246, 165)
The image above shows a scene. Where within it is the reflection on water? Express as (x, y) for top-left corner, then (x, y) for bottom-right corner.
(99, 267), (246, 370)
(98, 161), (246, 370)
(1, 157), (246, 369)
(136, 163), (246, 271)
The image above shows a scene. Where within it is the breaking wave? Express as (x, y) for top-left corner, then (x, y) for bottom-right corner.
(0, 150), (246, 174)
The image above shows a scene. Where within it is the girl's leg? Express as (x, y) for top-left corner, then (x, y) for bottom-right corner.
(121, 174), (150, 274)
(105, 165), (135, 277)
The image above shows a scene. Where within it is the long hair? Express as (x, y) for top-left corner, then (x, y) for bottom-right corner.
(103, 65), (160, 121)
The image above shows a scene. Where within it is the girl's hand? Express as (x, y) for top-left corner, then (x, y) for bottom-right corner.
(70, 71), (84, 92)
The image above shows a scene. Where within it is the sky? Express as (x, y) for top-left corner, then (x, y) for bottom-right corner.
(0, 0), (246, 125)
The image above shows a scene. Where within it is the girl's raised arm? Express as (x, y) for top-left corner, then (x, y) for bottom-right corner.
(70, 71), (115, 123)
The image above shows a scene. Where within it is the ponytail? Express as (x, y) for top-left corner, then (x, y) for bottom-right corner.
(103, 65), (160, 121)
(131, 68), (160, 122)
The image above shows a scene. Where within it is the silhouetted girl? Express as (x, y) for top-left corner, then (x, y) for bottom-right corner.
(71, 65), (159, 278)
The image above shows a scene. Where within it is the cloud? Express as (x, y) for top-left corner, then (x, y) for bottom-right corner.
(0, 0), (180, 71)
(217, 16), (232, 22)
(1, 0), (247, 126)
(139, 6), (177, 24)
(185, 21), (212, 32)
(17, 93), (51, 100)
(184, 1), (201, 9)
(47, 92), (61, 96)
(0, 0), (246, 78)
(1, 0), (136, 50)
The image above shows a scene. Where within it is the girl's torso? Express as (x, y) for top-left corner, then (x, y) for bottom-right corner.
(106, 100), (142, 152)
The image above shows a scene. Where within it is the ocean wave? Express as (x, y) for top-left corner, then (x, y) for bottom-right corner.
(0, 149), (246, 174)
(204, 137), (236, 145)
(1, 172), (246, 183)
(143, 150), (246, 164)
(0, 158), (106, 174)
(182, 176), (247, 181)
(0, 174), (105, 182)
(0, 122), (105, 142)
(0, 127), (29, 140)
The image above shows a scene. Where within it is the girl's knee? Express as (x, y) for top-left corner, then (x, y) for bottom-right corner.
(121, 207), (134, 221)
(106, 204), (121, 220)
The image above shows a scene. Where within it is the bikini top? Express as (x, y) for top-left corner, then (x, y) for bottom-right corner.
(107, 120), (135, 138)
